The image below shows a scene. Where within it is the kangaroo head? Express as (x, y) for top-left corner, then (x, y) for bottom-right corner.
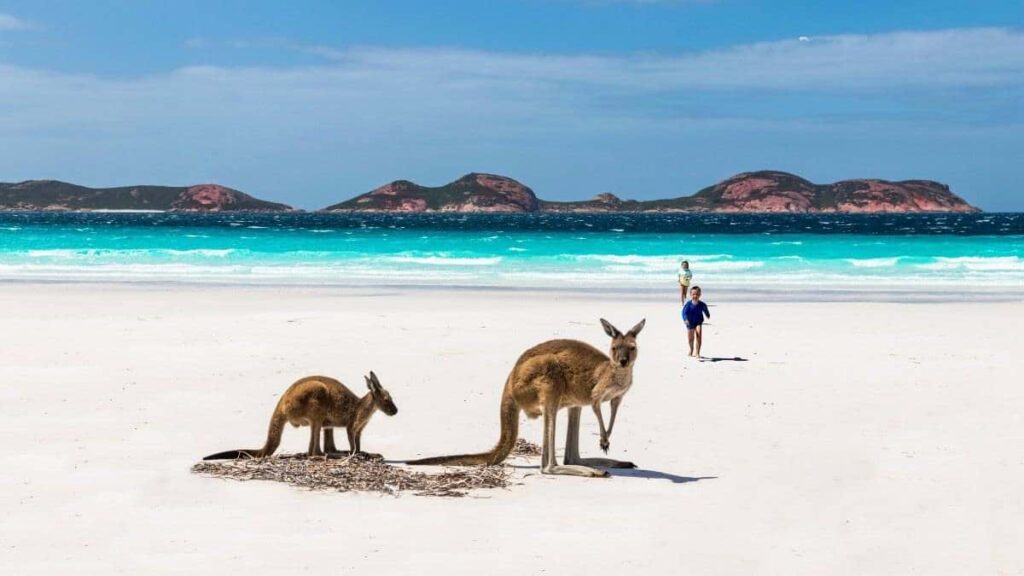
(600, 318), (646, 368)
(365, 371), (398, 416)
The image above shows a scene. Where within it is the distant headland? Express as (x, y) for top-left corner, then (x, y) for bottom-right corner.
(1, 171), (979, 213)
(0, 181), (289, 212)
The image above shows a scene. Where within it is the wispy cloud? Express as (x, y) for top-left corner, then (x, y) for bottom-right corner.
(207, 27), (1024, 91)
(0, 12), (31, 31)
(4, 28), (1021, 142)
(185, 36), (350, 59)
(0, 27), (1021, 208)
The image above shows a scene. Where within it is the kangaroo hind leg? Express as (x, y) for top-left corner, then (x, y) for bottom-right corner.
(564, 407), (636, 469)
(323, 428), (351, 458)
(308, 422), (324, 458)
(350, 428), (382, 460)
(540, 404), (607, 478)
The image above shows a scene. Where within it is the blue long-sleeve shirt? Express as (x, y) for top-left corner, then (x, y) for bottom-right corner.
(682, 300), (710, 327)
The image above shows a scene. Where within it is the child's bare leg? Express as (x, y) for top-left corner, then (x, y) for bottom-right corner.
(680, 286), (687, 304)
(695, 324), (703, 357)
(687, 328), (695, 356)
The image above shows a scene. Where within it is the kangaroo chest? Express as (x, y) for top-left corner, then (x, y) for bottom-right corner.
(592, 368), (632, 403)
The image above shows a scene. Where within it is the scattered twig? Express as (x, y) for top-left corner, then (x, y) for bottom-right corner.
(191, 452), (513, 498)
(510, 438), (542, 457)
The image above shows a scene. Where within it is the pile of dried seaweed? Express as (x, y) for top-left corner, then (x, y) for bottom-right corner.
(510, 437), (542, 457)
(192, 451), (517, 498)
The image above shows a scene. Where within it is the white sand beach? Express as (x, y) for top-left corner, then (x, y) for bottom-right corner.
(2, 283), (1023, 575)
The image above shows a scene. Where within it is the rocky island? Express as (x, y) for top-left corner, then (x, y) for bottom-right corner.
(322, 173), (539, 213)
(326, 171), (978, 214)
(0, 181), (292, 212)
(2, 171), (978, 213)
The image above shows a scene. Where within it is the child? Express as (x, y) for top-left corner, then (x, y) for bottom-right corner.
(678, 260), (692, 305)
(682, 285), (710, 358)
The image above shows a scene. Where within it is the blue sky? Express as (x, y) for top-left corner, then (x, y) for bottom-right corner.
(0, 1), (1021, 210)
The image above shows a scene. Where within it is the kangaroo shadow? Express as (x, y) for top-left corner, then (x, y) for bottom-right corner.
(701, 356), (748, 363)
(606, 468), (716, 484)
(496, 462), (715, 484)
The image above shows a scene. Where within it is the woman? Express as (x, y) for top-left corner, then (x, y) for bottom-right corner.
(677, 260), (692, 304)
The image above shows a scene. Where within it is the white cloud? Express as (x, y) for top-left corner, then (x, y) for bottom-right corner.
(335, 27), (1024, 91)
(0, 27), (1018, 159)
(0, 27), (1020, 207)
(1, 27), (1019, 137)
(0, 13), (30, 31)
(207, 27), (1024, 92)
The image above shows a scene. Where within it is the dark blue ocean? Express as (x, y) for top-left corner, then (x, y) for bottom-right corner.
(1, 212), (1022, 291)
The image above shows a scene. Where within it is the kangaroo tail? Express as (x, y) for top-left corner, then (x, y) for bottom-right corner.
(407, 390), (519, 466)
(203, 407), (287, 460)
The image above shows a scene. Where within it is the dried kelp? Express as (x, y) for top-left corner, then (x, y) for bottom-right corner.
(192, 452), (513, 498)
(510, 437), (542, 457)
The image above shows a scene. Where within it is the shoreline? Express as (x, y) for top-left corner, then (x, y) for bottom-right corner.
(2, 278), (1021, 302)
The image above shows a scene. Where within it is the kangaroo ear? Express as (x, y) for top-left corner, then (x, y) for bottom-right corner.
(365, 375), (375, 391)
(627, 318), (646, 337)
(600, 318), (621, 338)
(369, 371), (382, 390)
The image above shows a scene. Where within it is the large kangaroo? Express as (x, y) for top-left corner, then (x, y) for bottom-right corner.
(203, 371), (398, 460)
(408, 318), (644, 477)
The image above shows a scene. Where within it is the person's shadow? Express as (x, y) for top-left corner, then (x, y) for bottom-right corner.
(700, 356), (748, 363)
(606, 468), (716, 484)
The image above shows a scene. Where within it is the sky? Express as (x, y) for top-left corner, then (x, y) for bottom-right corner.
(0, 1), (1021, 210)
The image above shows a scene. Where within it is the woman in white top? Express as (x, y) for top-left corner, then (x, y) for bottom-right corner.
(678, 260), (692, 304)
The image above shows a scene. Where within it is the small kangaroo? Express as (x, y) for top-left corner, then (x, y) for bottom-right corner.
(408, 318), (644, 477)
(203, 371), (398, 460)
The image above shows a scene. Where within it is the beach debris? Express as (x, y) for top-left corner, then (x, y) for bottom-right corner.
(511, 437), (542, 457)
(191, 452), (513, 498)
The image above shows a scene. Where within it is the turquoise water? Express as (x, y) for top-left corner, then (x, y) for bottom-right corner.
(1, 213), (1022, 292)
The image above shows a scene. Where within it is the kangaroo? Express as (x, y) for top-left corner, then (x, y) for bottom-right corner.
(203, 371), (398, 460)
(408, 318), (644, 477)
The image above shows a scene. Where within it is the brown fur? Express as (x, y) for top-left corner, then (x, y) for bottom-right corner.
(203, 372), (398, 460)
(407, 318), (644, 477)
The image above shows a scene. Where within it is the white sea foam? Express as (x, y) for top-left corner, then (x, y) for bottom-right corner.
(845, 257), (902, 268)
(387, 256), (503, 266)
(915, 256), (1024, 271)
(26, 249), (80, 258)
(577, 254), (675, 265)
(577, 254), (733, 266)
(689, 260), (765, 271)
(163, 249), (235, 257)
(1, 260), (1020, 290)
(20, 248), (240, 260)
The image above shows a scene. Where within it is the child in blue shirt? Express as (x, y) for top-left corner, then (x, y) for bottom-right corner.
(682, 285), (710, 358)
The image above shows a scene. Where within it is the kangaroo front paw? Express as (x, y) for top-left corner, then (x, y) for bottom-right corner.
(600, 437), (610, 454)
